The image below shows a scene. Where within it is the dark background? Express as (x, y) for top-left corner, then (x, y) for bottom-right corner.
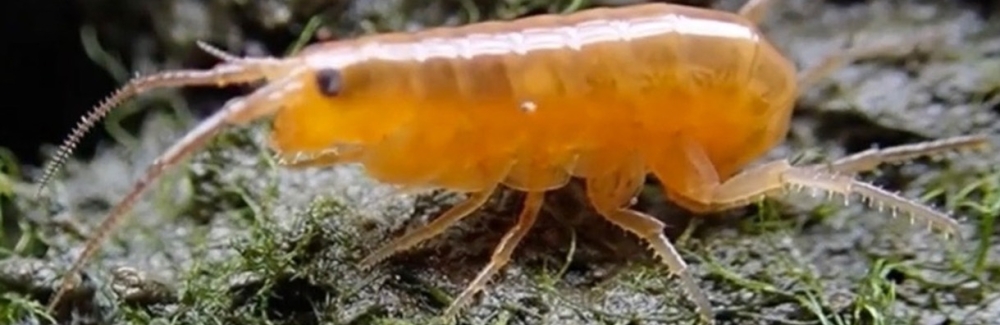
(1, 0), (117, 167)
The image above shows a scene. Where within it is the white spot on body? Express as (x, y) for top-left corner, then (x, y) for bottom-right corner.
(520, 100), (537, 113)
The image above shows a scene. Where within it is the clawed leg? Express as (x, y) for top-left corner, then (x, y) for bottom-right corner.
(807, 135), (989, 175)
(443, 191), (545, 317)
(634, 134), (986, 322)
(586, 160), (714, 323)
(738, 0), (777, 25)
(681, 136), (988, 238)
(717, 160), (958, 235)
(359, 185), (498, 268)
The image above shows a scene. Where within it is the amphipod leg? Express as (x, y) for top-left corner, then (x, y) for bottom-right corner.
(666, 138), (972, 237)
(585, 157), (714, 324)
(443, 191), (545, 317)
(359, 185), (498, 268)
(809, 135), (990, 175)
(737, 0), (778, 25)
(705, 160), (960, 235)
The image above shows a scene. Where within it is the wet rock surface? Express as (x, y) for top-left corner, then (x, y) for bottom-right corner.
(1, 0), (999, 324)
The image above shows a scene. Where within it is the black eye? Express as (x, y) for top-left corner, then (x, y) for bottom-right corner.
(315, 68), (343, 97)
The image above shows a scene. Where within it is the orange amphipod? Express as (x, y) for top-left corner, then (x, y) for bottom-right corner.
(37, 0), (988, 323)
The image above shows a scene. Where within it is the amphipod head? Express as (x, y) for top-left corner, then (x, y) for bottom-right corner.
(268, 43), (416, 159)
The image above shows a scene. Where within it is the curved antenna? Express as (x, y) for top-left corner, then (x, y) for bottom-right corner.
(33, 43), (269, 199)
(41, 43), (302, 313)
(196, 40), (244, 63)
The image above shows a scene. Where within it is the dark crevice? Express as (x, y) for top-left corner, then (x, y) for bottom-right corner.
(229, 274), (330, 325)
(885, 268), (907, 284)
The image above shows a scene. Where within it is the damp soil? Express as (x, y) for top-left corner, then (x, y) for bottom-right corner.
(1, 0), (999, 324)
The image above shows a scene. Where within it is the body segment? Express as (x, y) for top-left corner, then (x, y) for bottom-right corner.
(36, 1), (986, 324)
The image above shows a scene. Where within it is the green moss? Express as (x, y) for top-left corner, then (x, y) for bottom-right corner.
(0, 293), (56, 324)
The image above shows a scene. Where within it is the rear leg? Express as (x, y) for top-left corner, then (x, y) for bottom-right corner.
(443, 191), (545, 317)
(698, 160), (960, 236)
(359, 185), (498, 268)
(663, 137), (983, 237)
(585, 158), (714, 323)
(807, 135), (990, 175)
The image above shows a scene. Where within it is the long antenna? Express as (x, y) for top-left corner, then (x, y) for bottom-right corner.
(33, 44), (265, 199)
(38, 43), (282, 312)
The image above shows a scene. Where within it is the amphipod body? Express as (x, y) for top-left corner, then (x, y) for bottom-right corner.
(39, 1), (986, 323)
(274, 4), (798, 197)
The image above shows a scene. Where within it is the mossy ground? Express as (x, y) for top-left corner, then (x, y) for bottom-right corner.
(2, 0), (1000, 324)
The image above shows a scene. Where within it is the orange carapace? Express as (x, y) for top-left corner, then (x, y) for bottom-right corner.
(37, 0), (988, 323)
